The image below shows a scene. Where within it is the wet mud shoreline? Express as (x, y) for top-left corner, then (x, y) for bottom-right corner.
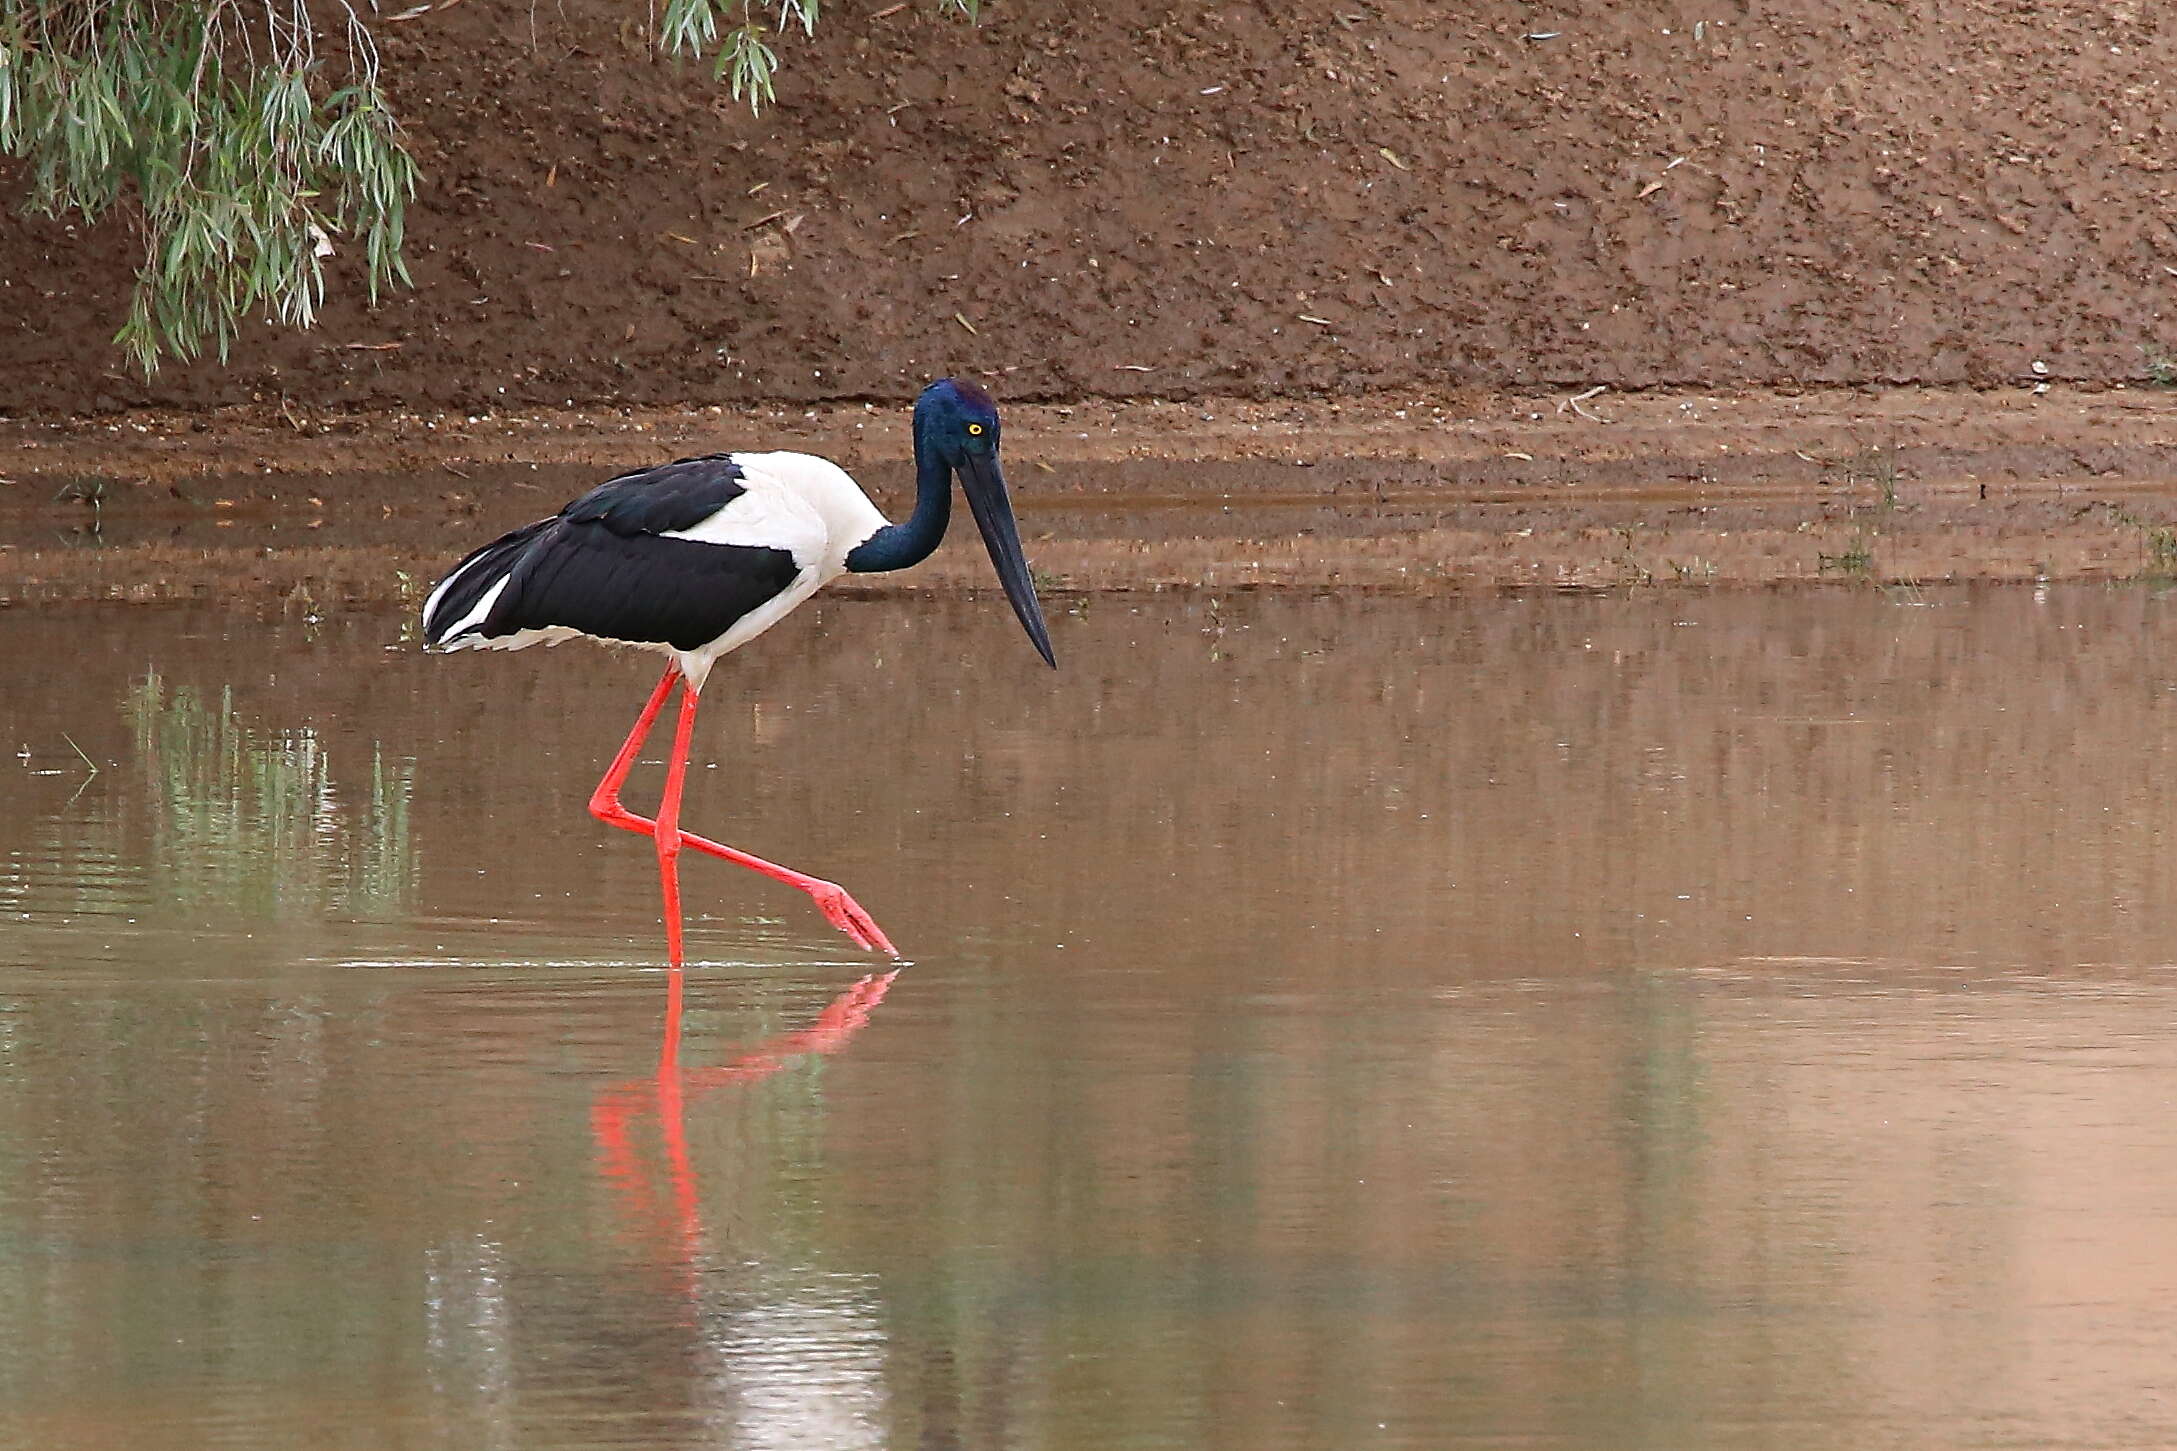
(6, 383), (2177, 609)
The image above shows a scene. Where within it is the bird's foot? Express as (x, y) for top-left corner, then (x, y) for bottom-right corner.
(592, 804), (897, 956)
(799, 878), (900, 958)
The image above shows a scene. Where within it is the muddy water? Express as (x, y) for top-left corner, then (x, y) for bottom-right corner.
(4, 586), (2177, 1450)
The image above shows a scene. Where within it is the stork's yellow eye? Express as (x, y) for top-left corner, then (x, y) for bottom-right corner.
(967, 423), (984, 435)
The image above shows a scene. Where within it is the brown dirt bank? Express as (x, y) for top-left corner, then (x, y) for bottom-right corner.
(6, 384), (2177, 608)
(6, 1), (2177, 418)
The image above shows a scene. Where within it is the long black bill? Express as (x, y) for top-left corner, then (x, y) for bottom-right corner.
(957, 454), (1057, 667)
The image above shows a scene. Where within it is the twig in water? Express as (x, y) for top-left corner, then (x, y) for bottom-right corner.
(60, 732), (100, 802)
(60, 733), (98, 776)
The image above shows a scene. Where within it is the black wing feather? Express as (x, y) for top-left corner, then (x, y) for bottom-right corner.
(423, 454), (803, 653)
(420, 518), (551, 646)
(565, 454), (750, 536)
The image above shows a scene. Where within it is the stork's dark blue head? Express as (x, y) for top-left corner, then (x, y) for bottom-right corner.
(913, 377), (1054, 668)
(914, 377), (1002, 463)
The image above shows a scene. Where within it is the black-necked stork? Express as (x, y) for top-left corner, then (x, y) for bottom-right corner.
(420, 378), (1053, 963)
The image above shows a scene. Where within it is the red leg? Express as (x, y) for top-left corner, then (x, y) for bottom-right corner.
(652, 680), (700, 967)
(588, 664), (681, 826)
(588, 664), (900, 957)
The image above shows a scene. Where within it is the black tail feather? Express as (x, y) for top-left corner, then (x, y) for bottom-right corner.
(420, 519), (550, 647)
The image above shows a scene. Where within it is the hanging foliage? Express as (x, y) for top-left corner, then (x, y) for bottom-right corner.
(0, 2), (982, 374)
(0, 1), (417, 373)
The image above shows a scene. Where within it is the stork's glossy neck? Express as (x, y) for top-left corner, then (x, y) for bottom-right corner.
(844, 426), (951, 573)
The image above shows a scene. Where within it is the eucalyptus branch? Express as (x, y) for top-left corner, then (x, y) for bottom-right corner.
(0, 0), (416, 374)
(0, 0), (985, 376)
(656, 0), (978, 112)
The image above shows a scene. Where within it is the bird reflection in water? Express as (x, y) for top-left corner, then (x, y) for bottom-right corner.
(590, 968), (897, 1295)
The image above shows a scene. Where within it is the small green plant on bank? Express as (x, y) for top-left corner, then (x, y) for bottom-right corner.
(2144, 525), (2177, 574)
(1611, 525), (1654, 585)
(0, 1), (976, 374)
(2141, 344), (2177, 389)
(2087, 500), (2177, 577)
(1819, 535), (1876, 578)
(1842, 444), (1902, 512)
(1879, 580), (1926, 606)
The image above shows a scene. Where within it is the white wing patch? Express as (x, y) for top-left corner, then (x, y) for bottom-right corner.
(724, 452), (890, 570)
(659, 460), (833, 567)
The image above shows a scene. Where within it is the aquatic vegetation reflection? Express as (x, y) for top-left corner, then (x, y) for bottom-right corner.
(122, 669), (417, 922)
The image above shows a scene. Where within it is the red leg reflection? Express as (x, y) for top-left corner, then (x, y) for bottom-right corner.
(592, 971), (899, 1284)
(677, 970), (896, 1091)
(588, 664), (900, 957)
